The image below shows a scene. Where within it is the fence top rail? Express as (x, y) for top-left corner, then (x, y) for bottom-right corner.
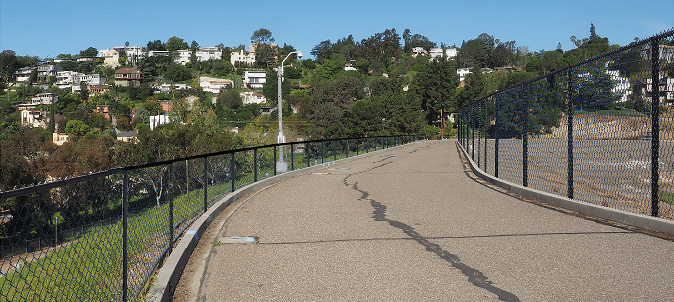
(0, 135), (420, 200)
(458, 28), (674, 112)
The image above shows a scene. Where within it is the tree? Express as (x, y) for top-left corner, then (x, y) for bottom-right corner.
(570, 66), (617, 111)
(590, 22), (598, 41)
(254, 43), (277, 69)
(455, 70), (487, 109)
(79, 82), (89, 101)
(311, 40), (333, 64)
(216, 89), (243, 110)
(492, 43), (514, 67)
(403, 29), (436, 53)
(359, 28), (401, 73)
(413, 58), (458, 123)
(262, 69), (290, 106)
(166, 36), (189, 52)
(79, 47), (98, 58)
(64, 119), (91, 137)
(457, 35), (493, 68)
(147, 39), (166, 51)
(190, 40), (200, 66)
(251, 28), (275, 45)
(0, 50), (18, 82)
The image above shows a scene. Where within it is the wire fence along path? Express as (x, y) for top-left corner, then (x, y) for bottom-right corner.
(0, 135), (421, 301)
(458, 29), (674, 221)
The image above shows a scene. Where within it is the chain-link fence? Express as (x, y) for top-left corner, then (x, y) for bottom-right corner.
(459, 29), (674, 220)
(0, 135), (421, 301)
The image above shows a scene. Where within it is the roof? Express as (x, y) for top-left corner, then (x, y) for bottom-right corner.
(118, 130), (138, 137)
(115, 68), (141, 74)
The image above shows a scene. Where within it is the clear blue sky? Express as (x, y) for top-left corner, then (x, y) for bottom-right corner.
(1, 0), (672, 59)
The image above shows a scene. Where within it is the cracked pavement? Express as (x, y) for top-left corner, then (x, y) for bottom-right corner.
(174, 140), (674, 301)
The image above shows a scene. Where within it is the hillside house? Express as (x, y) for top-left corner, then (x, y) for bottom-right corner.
(176, 47), (223, 65)
(231, 49), (256, 66)
(243, 70), (266, 89)
(117, 130), (138, 143)
(15, 67), (36, 82)
(457, 67), (473, 82)
(52, 132), (69, 145)
(240, 91), (267, 104)
(114, 68), (143, 87)
(199, 77), (234, 95)
(31, 93), (58, 105)
(37, 64), (62, 78)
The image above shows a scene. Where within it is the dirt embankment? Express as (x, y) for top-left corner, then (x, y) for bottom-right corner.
(540, 113), (674, 140)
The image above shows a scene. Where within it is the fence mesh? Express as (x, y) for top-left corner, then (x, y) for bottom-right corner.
(0, 136), (413, 301)
(459, 30), (674, 220)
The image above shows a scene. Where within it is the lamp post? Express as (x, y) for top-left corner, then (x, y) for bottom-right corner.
(276, 50), (302, 172)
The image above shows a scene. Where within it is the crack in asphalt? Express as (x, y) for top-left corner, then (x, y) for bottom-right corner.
(343, 157), (521, 302)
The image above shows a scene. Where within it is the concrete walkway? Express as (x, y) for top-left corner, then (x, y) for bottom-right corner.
(174, 140), (674, 301)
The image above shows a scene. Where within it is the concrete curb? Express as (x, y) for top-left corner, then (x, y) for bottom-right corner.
(148, 143), (414, 301)
(457, 141), (674, 234)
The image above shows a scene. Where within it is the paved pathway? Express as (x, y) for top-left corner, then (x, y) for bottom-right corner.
(175, 140), (674, 301)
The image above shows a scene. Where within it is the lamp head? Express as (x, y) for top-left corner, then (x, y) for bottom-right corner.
(296, 51), (303, 58)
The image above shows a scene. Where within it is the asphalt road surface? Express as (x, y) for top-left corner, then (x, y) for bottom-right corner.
(174, 139), (674, 301)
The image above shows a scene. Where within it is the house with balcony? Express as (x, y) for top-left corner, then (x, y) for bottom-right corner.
(31, 93), (58, 105)
(243, 70), (266, 89)
(15, 67), (36, 82)
(231, 49), (256, 67)
(114, 68), (143, 87)
(37, 64), (62, 78)
(56, 71), (82, 88)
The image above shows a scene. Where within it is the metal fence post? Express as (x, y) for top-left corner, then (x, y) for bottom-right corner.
(366, 138), (369, 153)
(203, 157), (208, 212)
(484, 100), (488, 173)
(321, 141), (325, 163)
(471, 104), (475, 160)
(274, 145), (277, 175)
(291, 143), (294, 170)
(477, 102), (482, 168)
(346, 139), (350, 158)
(231, 153), (235, 192)
(253, 148), (258, 182)
(494, 95), (500, 178)
(567, 69), (574, 199)
(357, 139), (360, 155)
(307, 143), (311, 167)
(122, 170), (128, 302)
(169, 163), (174, 254)
(523, 85), (529, 187)
(651, 38), (661, 217)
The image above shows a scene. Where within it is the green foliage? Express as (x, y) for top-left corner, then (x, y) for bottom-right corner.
(402, 29), (437, 53)
(79, 47), (98, 58)
(570, 66), (617, 111)
(65, 119), (91, 137)
(216, 89), (243, 110)
(251, 28), (275, 44)
(262, 69), (290, 106)
(413, 58), (458, 122)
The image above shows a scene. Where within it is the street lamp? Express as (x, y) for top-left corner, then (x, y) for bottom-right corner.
(276, 50), (302, 172)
